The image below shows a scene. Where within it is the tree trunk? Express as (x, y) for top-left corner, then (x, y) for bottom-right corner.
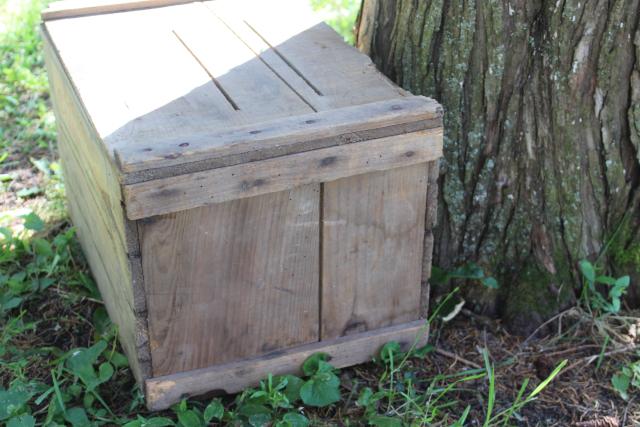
(356, 0), (640, 334)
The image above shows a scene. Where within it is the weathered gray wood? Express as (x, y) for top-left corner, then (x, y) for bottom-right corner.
(321, 164), (428, 339)
(42, 0), (195, 20)
(239, 0), (407, 109)
(114, 96), (442, 181)
(123, 129), (442, 219)
(421, 160), (439, 318)
(42, 31), (151, 383)
(145, 319), (429, 410)
(139, 185), (320, 376)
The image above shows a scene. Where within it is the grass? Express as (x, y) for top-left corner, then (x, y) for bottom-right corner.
(1, 0), (637, 425)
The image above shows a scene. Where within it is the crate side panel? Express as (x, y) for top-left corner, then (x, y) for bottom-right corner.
(140, 185), (320, 376)
(43, 37), (148, 382)
(321, 164), (428, 339)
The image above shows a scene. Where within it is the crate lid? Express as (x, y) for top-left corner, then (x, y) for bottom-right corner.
(42, 0), (442, 184)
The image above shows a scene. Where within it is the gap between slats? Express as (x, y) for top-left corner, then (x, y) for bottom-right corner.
(172, 30), (241, 111)
(172, 2), (323, 113)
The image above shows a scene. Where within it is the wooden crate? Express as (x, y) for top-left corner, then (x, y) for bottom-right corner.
(41, 0), (443, 410)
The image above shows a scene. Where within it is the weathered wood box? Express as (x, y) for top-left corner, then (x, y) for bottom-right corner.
(42, 0), (443, 410)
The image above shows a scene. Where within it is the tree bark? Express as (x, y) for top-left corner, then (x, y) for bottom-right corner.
(357, 0), (640, 334)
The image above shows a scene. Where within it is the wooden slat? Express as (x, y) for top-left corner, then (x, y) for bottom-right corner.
(205, 0), (325, 110)
(239, 0), (406, 109)
(43, 34), (151, 383)
(145, 319), (429, 410)
(122, 129), (442, 219)
(42, 0), (195, 20)
(421, 160), (440, 318)
(172, 2), (312, 118)
(44, 6), (240, 145)
(139, 185), (320, 376)
(321, 164), (428, 339)
(113, 96), (442, 180)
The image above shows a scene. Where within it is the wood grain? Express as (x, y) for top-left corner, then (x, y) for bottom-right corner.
(139, 185), (320, 376)
(114, 96), (442, 180)
(123, 129), (442, 219)
(421, 160), (440, 318)
(321, 164), (428, 339)
(145, 319), (429, 410)
(42, 33), (151, 382)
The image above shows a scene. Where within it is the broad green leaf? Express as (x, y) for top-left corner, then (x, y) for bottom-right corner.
(32, 238), (52, 257)
(177, 410), (203, 427)
(299, 372), (340, 407)
(612, 373), (630, 400)
(0, 387), (33, 420)
(98, 362), (114, 383)
(1, 295), (23, 312)
(7, 414), (36, 427)
(66, 340), (108, 390)
(204, 399), (224, 422)
(379, 341), (402, 364)
(238, 403), (271, 427)
(121, 414), (172, 427)
(615, 276), (630, 288)
(248, 413), (271, 427)
(368, 415), (402, 427)
(110, 352), (129, 369)
(280, 375), (304, 403)
(65, 407), (91, 427)
(302, 353), (331, 376)
(578, 260), (595, 283)
(356, 387), (373, 407)
(21, 212), (44, 231)
(142, 417), (176, 427)
(595, 275), (616, 285)
(279, 412), (309, 427)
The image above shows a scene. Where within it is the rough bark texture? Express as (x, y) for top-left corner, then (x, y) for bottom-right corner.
(357, 0), (640, 334)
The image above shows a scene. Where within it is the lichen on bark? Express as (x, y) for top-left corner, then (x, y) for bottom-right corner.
(357, 0), (640, 334)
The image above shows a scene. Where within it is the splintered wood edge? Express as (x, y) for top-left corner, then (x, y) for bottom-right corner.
(145, 320), (429, 411)
(41, 0), (196, 20)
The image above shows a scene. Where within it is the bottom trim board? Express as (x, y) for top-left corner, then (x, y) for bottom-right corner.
(145, 319), (429, 410)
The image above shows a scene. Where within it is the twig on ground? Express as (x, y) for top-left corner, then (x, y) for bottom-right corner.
(435, 348), (482, 369)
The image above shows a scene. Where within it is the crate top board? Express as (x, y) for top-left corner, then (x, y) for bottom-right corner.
(42, 0), (443, 219)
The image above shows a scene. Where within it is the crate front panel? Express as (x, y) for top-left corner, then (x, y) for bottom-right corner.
(321, 164), (428, 339)
(139, 164), (428, 376)
(140, 184), (321, 376)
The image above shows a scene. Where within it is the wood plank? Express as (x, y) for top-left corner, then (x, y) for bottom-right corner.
(123, 128), (443, 219)
(42, 0), (195, 20)
(321, 164), (428, 339)
(205, 0), (325, 110)
(42, 35), (151, 382)
(239, 0), (407, 108)
(145, 319), (429, 410)
(421, 160), (440, 318)
(139, 186), (320, 376)
(171, 2), (313, 118)
(44, 6), (240, 146)
(113, 96), (442, 180)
